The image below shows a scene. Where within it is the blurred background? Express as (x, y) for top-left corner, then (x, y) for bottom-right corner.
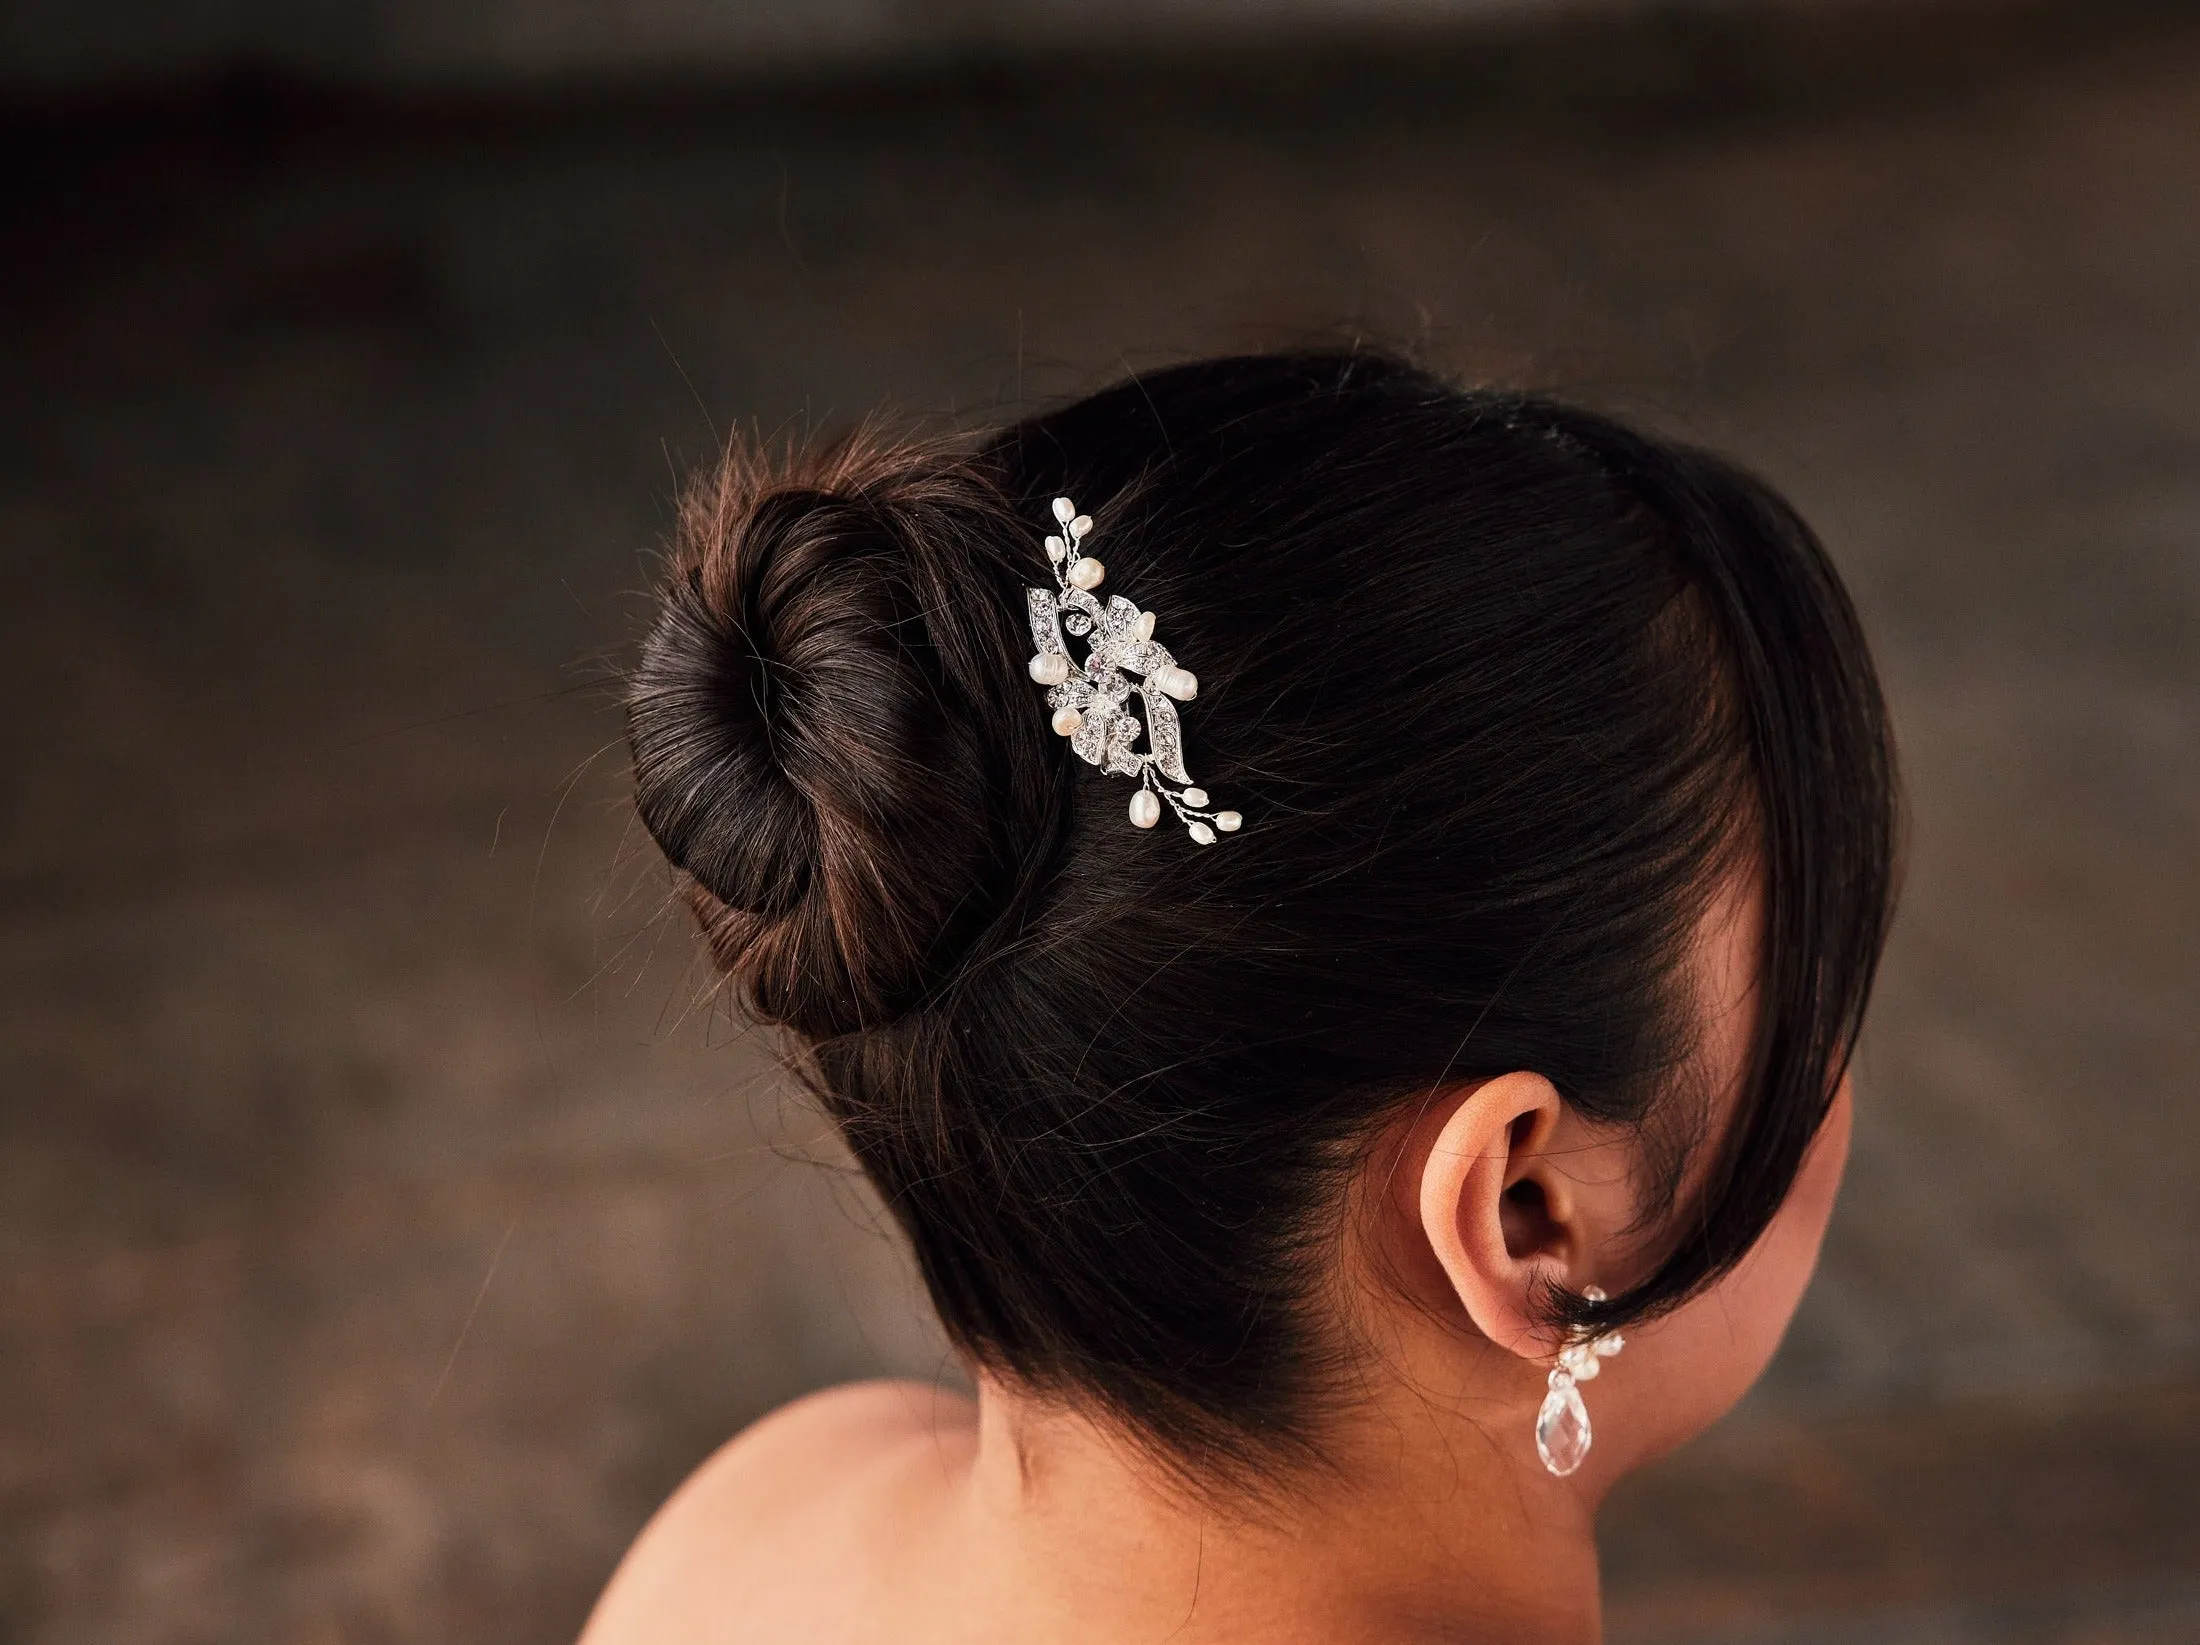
(5, 1), (2199, 1641)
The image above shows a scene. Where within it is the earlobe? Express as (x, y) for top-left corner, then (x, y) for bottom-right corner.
(1415, 1072), (1574, 1361)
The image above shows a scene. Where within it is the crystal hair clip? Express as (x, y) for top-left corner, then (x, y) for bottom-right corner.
(1026, 497), (1240, 843)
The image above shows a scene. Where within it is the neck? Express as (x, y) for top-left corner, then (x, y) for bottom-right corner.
(945, 1367), (1606, 1645)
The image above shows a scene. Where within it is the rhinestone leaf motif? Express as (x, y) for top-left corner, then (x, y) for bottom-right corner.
(1025, 498), (1238, 842)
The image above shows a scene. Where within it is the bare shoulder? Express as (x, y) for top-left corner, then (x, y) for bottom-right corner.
(579, 1379), (977, 1645)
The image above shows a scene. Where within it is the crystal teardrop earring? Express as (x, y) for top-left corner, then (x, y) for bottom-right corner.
(1535, 1285), (1626, 1478)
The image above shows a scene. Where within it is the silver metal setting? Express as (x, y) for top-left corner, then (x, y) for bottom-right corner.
(1026, 497), (1239, 843)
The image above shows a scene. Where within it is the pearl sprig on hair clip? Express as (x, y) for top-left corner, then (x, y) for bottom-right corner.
(1026, 497), (1240, 843)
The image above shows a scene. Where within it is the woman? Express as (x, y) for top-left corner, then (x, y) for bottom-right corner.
(583, 350), (1897, 1643)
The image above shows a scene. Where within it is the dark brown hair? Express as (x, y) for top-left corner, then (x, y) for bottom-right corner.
(628, 351), (1898, 1468)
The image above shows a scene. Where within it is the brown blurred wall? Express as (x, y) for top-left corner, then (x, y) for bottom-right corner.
(0, 0), (2004, 93)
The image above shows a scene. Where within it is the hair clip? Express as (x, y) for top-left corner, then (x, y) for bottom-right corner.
(1026, 497), (1240, 843)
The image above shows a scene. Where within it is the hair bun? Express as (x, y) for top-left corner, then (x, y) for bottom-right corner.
(628, 435), (1043, 1039)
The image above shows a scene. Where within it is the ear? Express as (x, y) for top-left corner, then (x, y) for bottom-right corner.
(1416, 1071), (1592, 1362)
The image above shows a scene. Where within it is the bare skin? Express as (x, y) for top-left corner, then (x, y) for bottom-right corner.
(581, 872), (1853, 1644)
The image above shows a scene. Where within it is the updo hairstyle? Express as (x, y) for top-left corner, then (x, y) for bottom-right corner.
(627, 351), (1898, 1470)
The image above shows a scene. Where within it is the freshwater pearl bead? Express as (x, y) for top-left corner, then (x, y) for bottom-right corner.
(1044, 534), (1066, 561)
(1215, 811), (1242, 832)
(1135, 611), (1156, 641)
(1068, 557), (1105, 590)
(1052, 496), (1077, 523)
(1070, 514), (1093, 540)
(1128, 789), (1161, 829)
(1156, 665), (1198, 700)
(1180, 787), (1208, 808)
(1029, 652), (1069, 685)
(1188, 821), (1217, 845)
(1051, 706), (1084, 737)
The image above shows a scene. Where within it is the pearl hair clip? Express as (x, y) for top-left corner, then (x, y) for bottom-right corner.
(1026, 497), (1241, 843)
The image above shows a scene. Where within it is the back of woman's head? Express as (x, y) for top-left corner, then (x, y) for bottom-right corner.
(628, 350), (1897, 1469)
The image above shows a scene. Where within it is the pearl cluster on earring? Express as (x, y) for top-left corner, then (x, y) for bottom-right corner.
(1025, 497), (1240, 843)
(1535, 1285), (1627, 1478)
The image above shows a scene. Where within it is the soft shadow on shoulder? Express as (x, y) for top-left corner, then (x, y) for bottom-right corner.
(579, 1380), (977, 1645)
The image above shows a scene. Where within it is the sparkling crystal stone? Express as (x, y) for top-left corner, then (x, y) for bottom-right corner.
(1028, 588), (1064, 652)
(1536, 1379), (1592, 1477)
(1071, 709), (1109, 766)
(1181, 787), (1208, 808)
(1140, 689), (1190, 782)
(1064, 612), (1093, 637)
(1105, 713), (1146, 775)
(1117, 639), (1162, 676)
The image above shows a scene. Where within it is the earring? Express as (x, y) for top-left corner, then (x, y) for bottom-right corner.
(1536, 1284), (1626, 1478)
